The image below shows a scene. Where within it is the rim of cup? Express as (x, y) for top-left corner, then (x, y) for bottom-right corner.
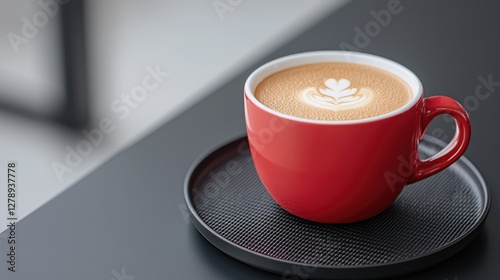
(244, 51), (423, 125)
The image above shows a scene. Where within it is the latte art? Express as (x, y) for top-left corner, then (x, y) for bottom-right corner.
(255, 62), (412, 121)
(301, 78), (372, 111)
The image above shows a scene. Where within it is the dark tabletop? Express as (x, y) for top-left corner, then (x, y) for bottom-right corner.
(1, 0), (499, 279)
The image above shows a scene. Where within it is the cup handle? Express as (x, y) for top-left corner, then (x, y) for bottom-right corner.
(408, 96), (471, 183)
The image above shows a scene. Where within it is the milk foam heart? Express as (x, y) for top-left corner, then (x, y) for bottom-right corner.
(301, 78), (373, 111)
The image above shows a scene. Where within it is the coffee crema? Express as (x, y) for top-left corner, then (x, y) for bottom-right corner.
(254, 62), (413, 121)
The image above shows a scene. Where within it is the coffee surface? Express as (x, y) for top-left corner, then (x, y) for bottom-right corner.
(254, 63), (412, 121)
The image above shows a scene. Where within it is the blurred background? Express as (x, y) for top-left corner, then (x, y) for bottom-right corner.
(0, 0), (349, 229)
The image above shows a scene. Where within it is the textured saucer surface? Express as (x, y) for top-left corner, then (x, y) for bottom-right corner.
(185, 136), (489, 279)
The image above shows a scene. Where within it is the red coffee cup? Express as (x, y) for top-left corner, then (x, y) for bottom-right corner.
(244, 51), (471, 223)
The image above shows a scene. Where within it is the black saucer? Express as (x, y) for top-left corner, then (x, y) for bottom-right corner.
(184, 135), (489, 279)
